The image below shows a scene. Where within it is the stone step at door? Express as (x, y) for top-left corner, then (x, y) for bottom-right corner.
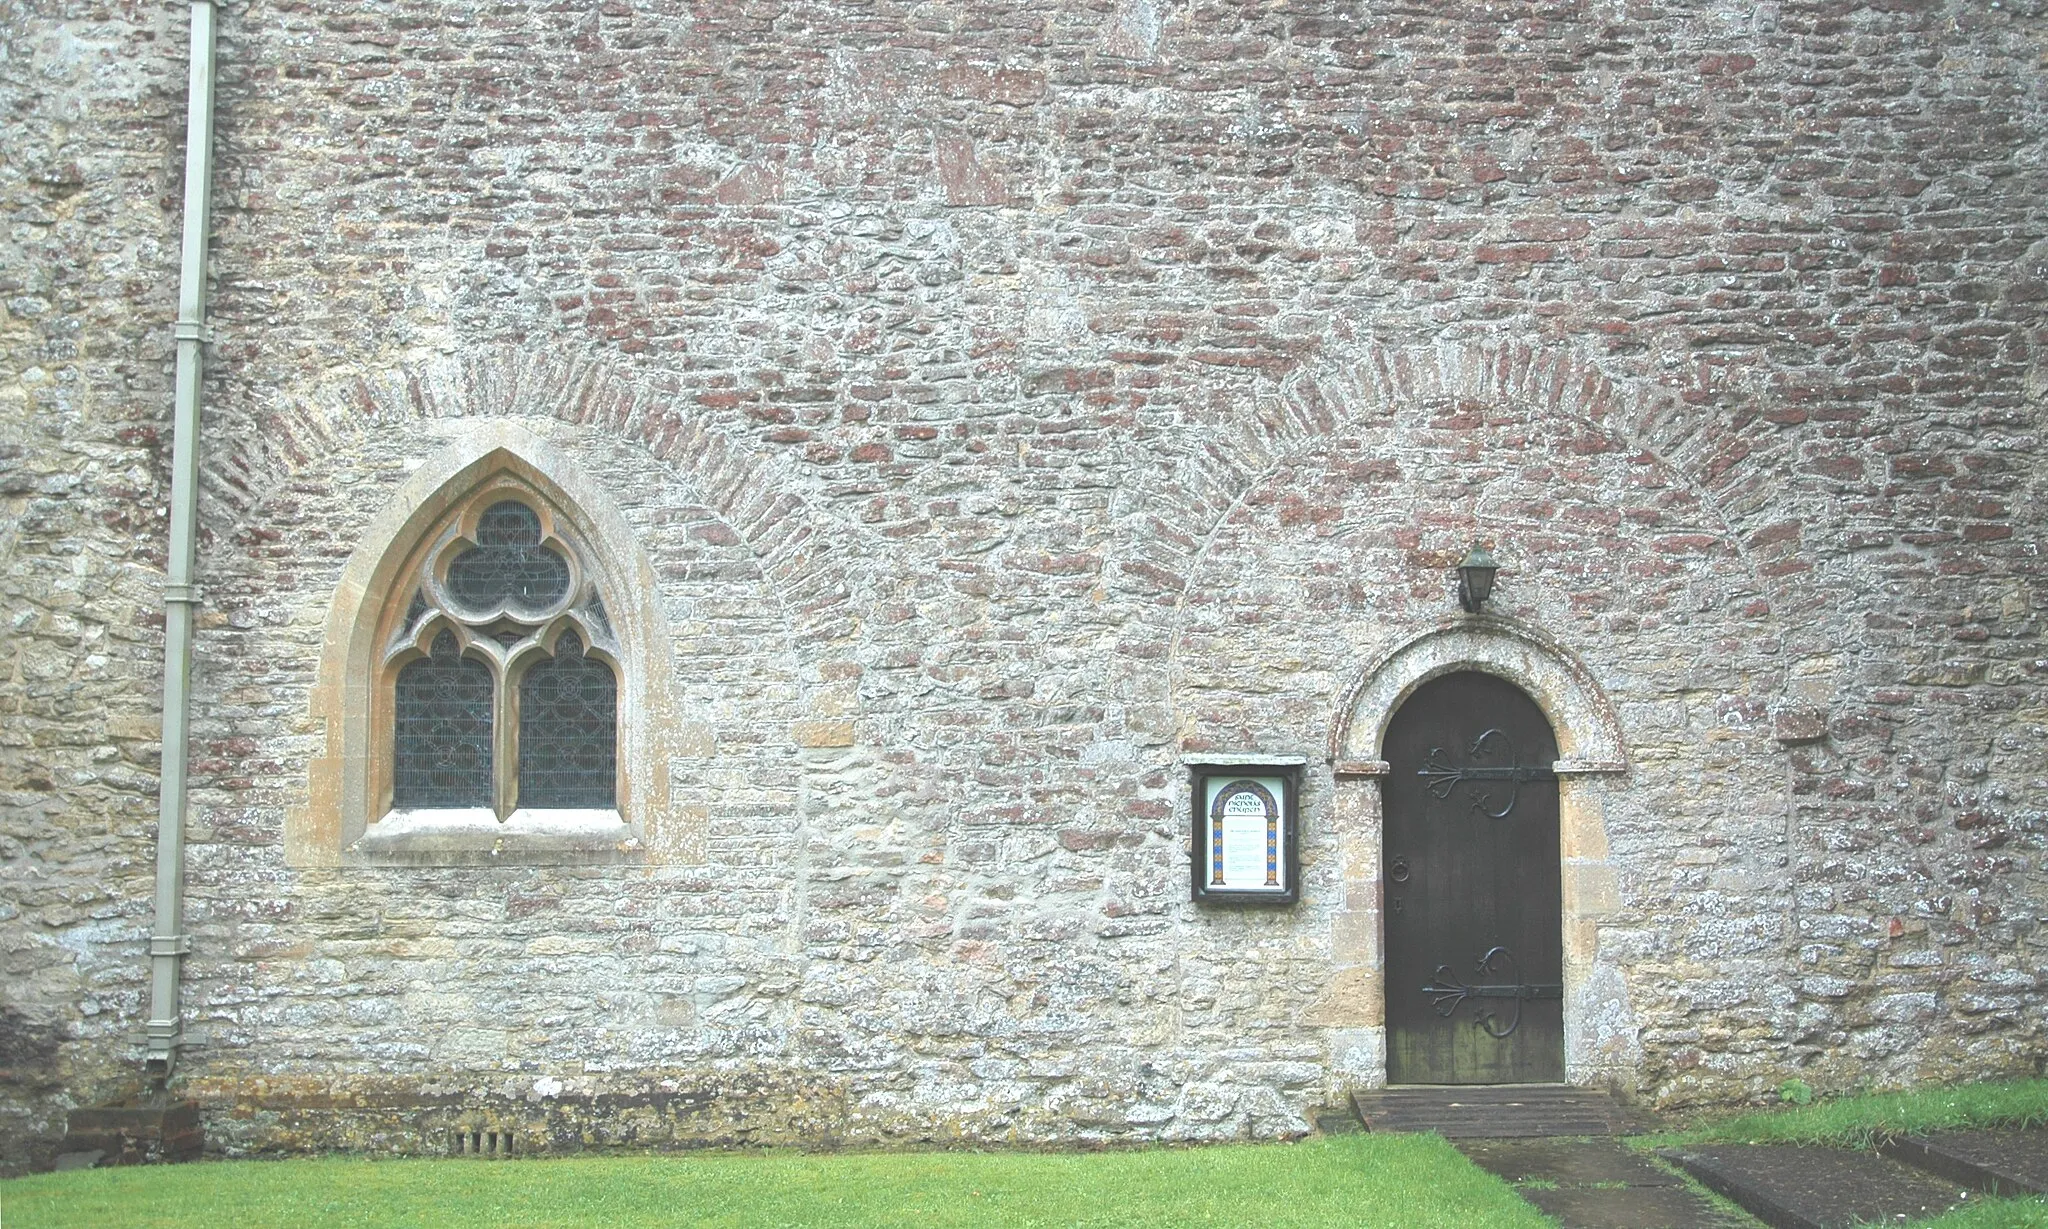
(1346, 1084), (1658, 1138)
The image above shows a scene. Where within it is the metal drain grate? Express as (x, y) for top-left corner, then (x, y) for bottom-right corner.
(452, 1128), (516, 1157)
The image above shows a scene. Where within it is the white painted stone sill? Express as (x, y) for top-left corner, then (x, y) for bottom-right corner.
(352, 807), (641, 865)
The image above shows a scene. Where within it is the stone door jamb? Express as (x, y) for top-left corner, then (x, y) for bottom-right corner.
(1320, 615), (1635, 1090)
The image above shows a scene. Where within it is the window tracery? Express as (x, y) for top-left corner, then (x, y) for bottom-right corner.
(379, 488), (620, 819)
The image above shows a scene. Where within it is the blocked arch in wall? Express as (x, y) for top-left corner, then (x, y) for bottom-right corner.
(1329, 616), (1639, 1089)
(292, 422), (685, 866)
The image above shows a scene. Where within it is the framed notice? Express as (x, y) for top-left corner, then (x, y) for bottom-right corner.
(1188, 760), (1301, 904)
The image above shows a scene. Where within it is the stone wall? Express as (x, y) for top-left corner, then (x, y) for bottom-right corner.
(3, 0), (2044, 1170)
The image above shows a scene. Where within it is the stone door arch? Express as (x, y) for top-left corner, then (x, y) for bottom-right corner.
(1324, 618), (1638, 1089)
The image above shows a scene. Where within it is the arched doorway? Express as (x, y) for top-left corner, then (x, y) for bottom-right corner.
(1383, 670), (1563, 1084)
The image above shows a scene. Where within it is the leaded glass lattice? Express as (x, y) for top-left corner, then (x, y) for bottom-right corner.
(446, 501), (571, 616)
(393, 630), (494, 807)
(517, 631), (617, 808)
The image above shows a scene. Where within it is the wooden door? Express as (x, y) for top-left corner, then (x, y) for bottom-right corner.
(1383, 671), (1564, 1084)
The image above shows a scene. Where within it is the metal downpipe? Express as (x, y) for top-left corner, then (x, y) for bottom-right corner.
(146, 0), (220, 1081)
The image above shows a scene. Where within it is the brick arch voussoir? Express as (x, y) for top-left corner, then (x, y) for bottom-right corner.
(201, 348), (860, 660)
(1127, 339), (1797, 623)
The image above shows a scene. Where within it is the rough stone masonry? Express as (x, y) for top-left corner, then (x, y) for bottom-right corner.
(2, 0), (2045, 1170)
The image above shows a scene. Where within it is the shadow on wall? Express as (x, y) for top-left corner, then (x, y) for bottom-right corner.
(0, 1007), (72, 1175)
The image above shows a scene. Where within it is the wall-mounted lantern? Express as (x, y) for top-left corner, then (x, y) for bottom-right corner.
(1456, 544), (1499, 613)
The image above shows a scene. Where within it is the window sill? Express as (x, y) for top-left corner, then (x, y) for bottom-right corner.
(352, 807), (642, 865)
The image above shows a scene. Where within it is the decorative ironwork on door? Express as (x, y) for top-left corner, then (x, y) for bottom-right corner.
(1420, 946), (1564, 1039)
(1417, 728), (1558, 818)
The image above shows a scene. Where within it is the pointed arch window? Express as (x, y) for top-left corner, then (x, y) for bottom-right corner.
(380, 486), (620, 821)
(300, 430), (692, 868)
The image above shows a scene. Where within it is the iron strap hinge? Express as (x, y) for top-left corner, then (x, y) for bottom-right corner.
(1418, 728), (1555, 818)
(1421, 947), (1558, 1038)
(1428, 981), (1563, 1001)
(1421, 764), (1556, 783)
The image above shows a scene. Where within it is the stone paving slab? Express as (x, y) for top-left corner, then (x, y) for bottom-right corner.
(1883, 1126), (2048, 1197)
(1455, 1138), (1761, 1229)
(1665, 1145), (1972, 1229)
(1460, 1138), (1686, 1187)
(1520, 1183), (1760, 1229)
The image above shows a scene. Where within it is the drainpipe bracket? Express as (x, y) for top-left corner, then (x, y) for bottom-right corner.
(149, 934), (192, 957)
(164, 583), (203, 606)
(172, 319), (213, 345)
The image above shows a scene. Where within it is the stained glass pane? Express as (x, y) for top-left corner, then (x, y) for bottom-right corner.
(446, 501), (571, 616)
(393, 630), (494, 808)
(518, 631), (616, 808)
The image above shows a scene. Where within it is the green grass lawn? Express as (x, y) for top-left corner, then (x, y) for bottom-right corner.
(15, 1081), (2048, 1228)
(0, 1136), (1554, 1229)
(1644, 1077), (2048, 1150)
(1906, 1197), (2048, 1228)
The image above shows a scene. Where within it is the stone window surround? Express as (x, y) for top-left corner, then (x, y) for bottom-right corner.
(292, 422), (692, 867)
(1318, 617), (1638, 1092)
